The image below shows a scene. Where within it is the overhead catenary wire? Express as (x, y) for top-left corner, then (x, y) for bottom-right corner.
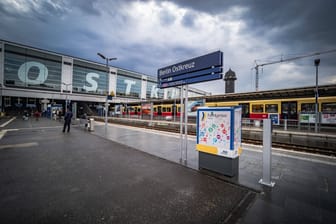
(253, 49), (336, 91)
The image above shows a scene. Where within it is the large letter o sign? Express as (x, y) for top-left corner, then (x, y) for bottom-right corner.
(18, 61), (48, 85)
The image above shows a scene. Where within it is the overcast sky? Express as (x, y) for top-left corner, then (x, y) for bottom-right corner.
(1, 0), (336, 94)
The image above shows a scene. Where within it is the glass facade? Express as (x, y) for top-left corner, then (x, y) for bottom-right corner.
(147, 80), (163, 99)
(1, 41), (207, 106)
(73, 60), (107, 95)
(4, 44), (62, 91)
(116, 70), (141, 98)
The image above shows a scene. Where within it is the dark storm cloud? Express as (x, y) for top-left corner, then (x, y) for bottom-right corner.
(167, 0), (336, 52)
(70, 0), (101, 16)
(242, 1), (336, 52)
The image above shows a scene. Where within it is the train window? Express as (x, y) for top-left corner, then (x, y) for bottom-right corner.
(4, 96), (11, 107)
(252, 104), (264, 113)
(167, 107), (171, 112)
(322, 102), (336, 113)
(162, 107), (167, 112)
(281, 101), (297, 119)
(239, 103), (249, 118)
(301, 103), (315, 113)
(178, 107), (181, 112)
(265, 104), (278, 113)
(153, 107), (157, 112)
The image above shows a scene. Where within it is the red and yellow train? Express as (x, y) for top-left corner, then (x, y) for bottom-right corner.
(113, 85), (336, 123)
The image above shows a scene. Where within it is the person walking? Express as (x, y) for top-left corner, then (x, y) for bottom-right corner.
(63, 107), (73, 133)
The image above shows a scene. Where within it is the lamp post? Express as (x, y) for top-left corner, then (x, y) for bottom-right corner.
(97, 53), (117, 134)
(62, 82), (72, 111)
(0, 83), (2, 114)
(314, 59), (320, 133)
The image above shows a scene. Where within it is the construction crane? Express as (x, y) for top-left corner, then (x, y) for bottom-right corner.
(253, 49), (336, 91)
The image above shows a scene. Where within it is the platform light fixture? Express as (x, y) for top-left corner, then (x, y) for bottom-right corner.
(0, 83), (3, 113)
(62, 82), (72, 111)
(314, 58), (320, 133)
(97, 52), (117, 134)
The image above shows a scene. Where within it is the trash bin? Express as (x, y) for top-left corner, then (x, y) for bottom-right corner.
(88, 118), (94, 131)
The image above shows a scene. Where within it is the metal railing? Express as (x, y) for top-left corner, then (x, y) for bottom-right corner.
(104, 113), (336, 134)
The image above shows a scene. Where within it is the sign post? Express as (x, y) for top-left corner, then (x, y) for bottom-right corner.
(184, 85), (188, 165)
(179, 85), (184, 164)
(158, 51), (223, 166)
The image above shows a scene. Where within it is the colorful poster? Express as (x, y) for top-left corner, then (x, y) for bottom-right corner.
(268, 113), (280, 125)
(196, 107), (242, 158)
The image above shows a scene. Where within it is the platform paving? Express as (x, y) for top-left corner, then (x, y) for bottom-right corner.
(1, 117), (336, 223)
(92, 120), (336, 224)
(0, 117), (253, 223)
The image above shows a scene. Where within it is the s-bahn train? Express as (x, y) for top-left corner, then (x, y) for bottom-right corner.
(113, 85), (336, 124)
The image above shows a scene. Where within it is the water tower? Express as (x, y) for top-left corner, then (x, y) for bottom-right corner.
(224, 68), (237, 93)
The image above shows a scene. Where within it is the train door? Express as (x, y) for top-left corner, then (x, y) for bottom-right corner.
(281, 101), (297, 119)
(157, 106), (162, 116)
(239, 103), (249, 118)
(172, 104), (177, 116)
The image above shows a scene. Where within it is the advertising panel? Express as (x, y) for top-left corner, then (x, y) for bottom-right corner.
(187, 100), (205, 116)
(321, 113), (336, 124)
(114, 104), (122, 115)
(268, 113), (280, 125)
(299, 114), (316, 123)
(234, 107), (242, 154)
(141, 103), (152, 115)
(196, 107), (242, 159)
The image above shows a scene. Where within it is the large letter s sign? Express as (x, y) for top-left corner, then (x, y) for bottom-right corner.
(83, 72), (99, 91)
(18, 61), (48, 84)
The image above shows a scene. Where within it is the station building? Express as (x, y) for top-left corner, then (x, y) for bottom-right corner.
(0, 40), (210, 118)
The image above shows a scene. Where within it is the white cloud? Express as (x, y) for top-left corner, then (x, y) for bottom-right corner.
(2, 0), (33, 13)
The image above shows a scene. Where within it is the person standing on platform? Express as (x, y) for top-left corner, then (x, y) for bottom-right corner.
(34, 110), (40, 121)
(63, 107), (73, 133)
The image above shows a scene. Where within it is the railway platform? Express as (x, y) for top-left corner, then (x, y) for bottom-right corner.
(91, 120), (336, 223)
(0, 117), (336, 223)
(96, 116), (336, 155)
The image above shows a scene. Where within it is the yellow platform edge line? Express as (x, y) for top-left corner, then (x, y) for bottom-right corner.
(196, 144), (218, 155)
